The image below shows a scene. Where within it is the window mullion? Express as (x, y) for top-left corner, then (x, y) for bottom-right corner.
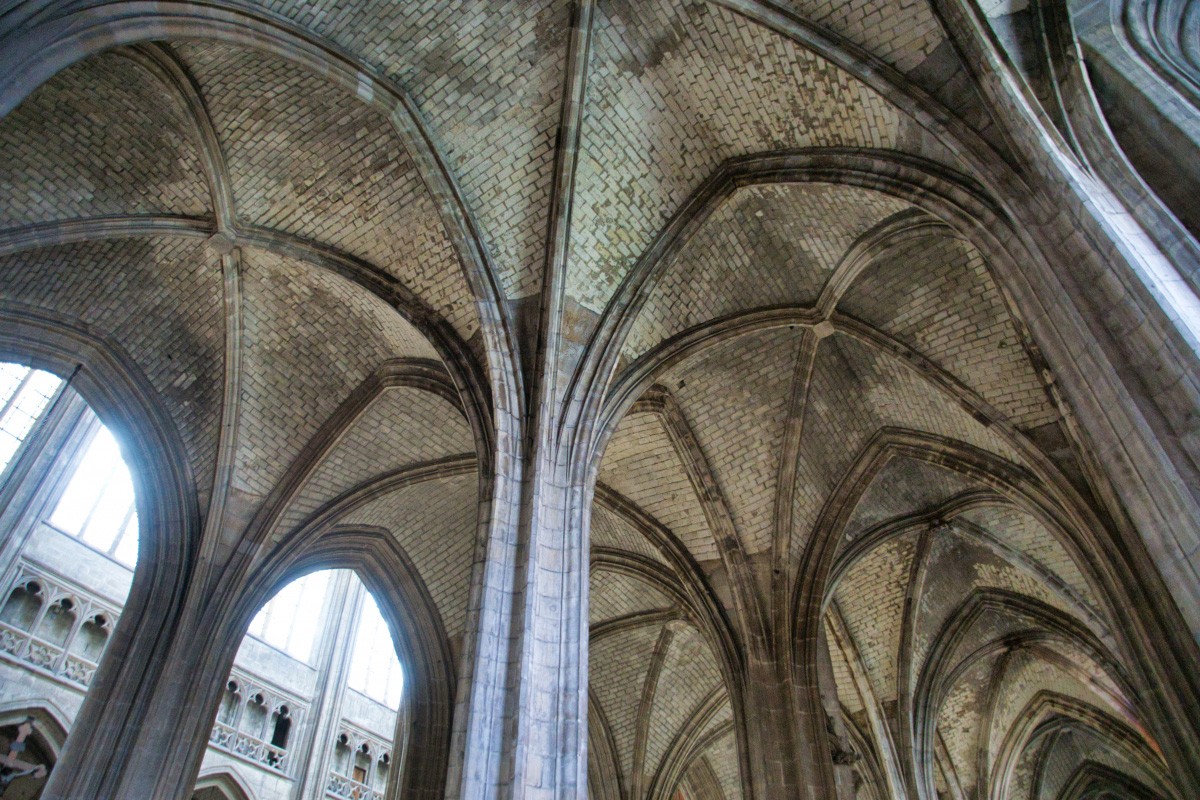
(0, 370), (33, 424)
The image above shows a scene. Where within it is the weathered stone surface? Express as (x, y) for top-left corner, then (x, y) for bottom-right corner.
(0, 2), (1196, 799)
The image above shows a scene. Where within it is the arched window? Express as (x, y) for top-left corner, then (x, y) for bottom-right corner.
(36, 597), (76, 647)
(0, 580), (43, 631)
(242, 692), (268, 741)
(352, 742), (371, 785)
(200, 571), (407, 793)
(347, 592), (404, 709)
(0, 363), (61, 478)
(374, 752), (390, 792)
(246, 570), (331, 663)
(70, 613), (110, 662)
(217, 681), (241, 727)
(47, 424), (138, 566)
(269, 705), (291, 749)
(333, 732), (352, 774)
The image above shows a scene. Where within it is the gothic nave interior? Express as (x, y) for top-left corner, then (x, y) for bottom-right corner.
(0, 1), (1198, 799)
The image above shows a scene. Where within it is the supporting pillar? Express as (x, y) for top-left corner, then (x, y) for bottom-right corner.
(446, 442), (590, 799)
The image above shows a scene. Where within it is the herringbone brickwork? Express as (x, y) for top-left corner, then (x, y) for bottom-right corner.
(843, 457), (977, 541)
(775, 0), (944, 73)
(0, 237), (223, 509)
(625, 183), (909, 360)
(341, 473), (478, 637)
(591, 504), (669, 565)
(958, 504), (1099, 615)
(244, 0), (569, 300)
(835, 531), (917, 701)
(790, 333), (1025, 561)
(235, 248), (437, 501)
(600, 411), (717, 563)
(274, 386), (473, 536)
(0, 52), (211, 227)
(936, 654), (992, 794)
(643, 624), (724, 780)
(591, 625), (660, 783)
(590, 567), (672, 626)
(841, 232), (1058, 431)
(568, 0), (902, 314)
(175, 42), (479, 339)
(665, 327), (802, 556)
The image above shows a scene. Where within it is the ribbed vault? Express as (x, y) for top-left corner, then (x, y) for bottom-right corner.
(0, 1), (1197, 799)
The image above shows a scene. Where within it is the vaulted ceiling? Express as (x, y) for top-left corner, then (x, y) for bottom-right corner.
(0, 2), (1184, 799)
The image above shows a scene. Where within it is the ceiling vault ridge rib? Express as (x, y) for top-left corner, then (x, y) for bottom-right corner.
(603, 305), (1051, 477)
(94, 39), (497, 394)
(631, 625), (676, 799)
(540, 0), (594, 429)
(119, 42), (237, 232)
(587, 689), (627, 800)
(706, 0), (1018, 184)
(664, 719), (737, 800)
(195, 247), (242, 582)
(583, 146), (1018, 464)
(591, 490), (747, 684)
(647, 686), (730, 800)
(217, 358), (471, 580)
(827, 599), (909, 800)
(0, 215), (214, 255)
(828, 489), (1002, 587)
(0, 0), (524, 416)
(0, 210), (493, 432)
(815, 208), (956, 318)
(771, 328), (819, 644)
(824, 485), (1109, 608)
(639, 386), (768, 645)
(216, 452), (480, 612)
(897, 526), (935, 798)
(590, 608), (684, 644)
(113, 36), (249, 578)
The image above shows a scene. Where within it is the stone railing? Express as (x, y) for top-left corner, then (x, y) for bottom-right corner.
(325, 770), (383, 800)
(0, 561), (116, 687)
(209, 720), (289, 773)
(0, 621), (100, 687)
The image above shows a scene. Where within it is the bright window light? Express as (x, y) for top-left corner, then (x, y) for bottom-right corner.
(248, 570), (333, 663)
(49, 425), (138, 566)
(0, 363), (61, 477)
(348, 591), (404, 709)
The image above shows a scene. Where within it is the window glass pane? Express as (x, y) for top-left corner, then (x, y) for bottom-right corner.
(348, 592), (404, 709)
(0, 364), (61, 476)
(49, 425), (139, 566)
(247, 570), (332, 663)
(113, 513), (139, 566)
(0, 363), (26, 401)
(79, 464), (134, 551)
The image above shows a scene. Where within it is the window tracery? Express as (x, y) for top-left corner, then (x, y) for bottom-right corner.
(246, 570), (331, 663)
(206, 668), (307, 776)
(46, 424), (138, 567)
(0, 364), (61, 480)
(347, 592), (403, 710)
(326, 723), (391, 800)
(0, 562), (119, 687)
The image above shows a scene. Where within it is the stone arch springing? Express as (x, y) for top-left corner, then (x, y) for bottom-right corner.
(192, 522), (456, 800)
(910, 590), (1143, 800)
(795, 422), (1197, 797)
(192, 767), (256, 800)
(0, 307), (201, 798)
(0, 3), (522, 441)
(989, 692), (1177, 800)
(587, 539), (751, 800)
